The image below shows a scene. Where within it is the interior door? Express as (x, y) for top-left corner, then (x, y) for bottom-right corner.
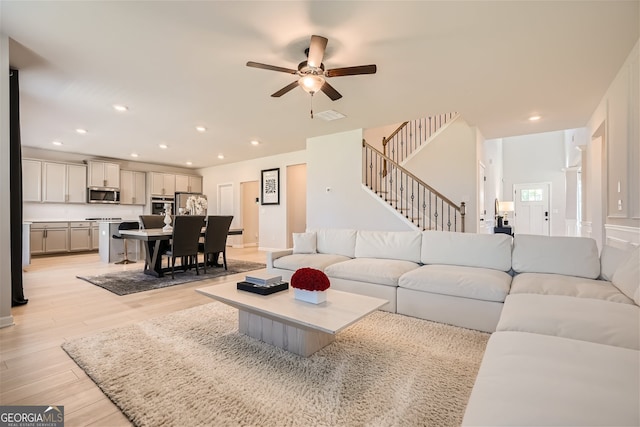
(514, 183), (551, 235)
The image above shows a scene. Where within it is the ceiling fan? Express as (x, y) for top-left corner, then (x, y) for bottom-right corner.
(247, 35), (377, 116)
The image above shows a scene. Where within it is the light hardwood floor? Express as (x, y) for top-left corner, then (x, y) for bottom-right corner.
(0, 247), (267, 426)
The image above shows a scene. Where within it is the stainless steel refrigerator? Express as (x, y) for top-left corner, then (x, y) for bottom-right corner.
(174, 192), (207, 215)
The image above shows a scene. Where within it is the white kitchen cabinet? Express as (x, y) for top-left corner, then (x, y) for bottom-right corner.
(175, 174), (203, 193)
(42, 162), (67, 203)
(88, 161), (120, 188)
(67, 164), (87, 203)
(121, 170), (146, 205)
(30, 222), (69, 254)
(150, 172), (175, 196)
(91, 223), (100, 249)
(23, 159), (42, 202)
(41, 162), (87, 203)
(69, 221), (92, 251)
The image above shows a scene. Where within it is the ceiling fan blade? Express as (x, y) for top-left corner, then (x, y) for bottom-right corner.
(307, 35), (328, 68)
(320, 81), (342, 101)
(246, 61), (297, 74)
(271, 81), (300, 97)
(325, 64), (377, 78)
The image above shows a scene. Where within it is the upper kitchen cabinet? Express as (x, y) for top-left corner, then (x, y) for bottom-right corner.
(42, 161), (87, 203)
(120, 170), (146, 205)
(23, 159), (42, 202)
(88, 160), (120, 188)
(150, 172), (175, 196)
(175, 174), (203, 193)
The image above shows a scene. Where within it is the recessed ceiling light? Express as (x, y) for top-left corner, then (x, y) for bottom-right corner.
(529, 115), (541, 121)
(159, 144), (168, 149)
(113, 104), (128, 112)
(217, 154), (224, 159)
(76, 128), (87, 134)
(196, 126), (206, 133)
(186, 161), (193, 166)
(130, 153), (139, 158)
(250, 140), (260, 146)
(52, 141), (63, 146)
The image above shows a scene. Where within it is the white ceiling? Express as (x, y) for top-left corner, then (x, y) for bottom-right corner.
(2, 1), (638, 169)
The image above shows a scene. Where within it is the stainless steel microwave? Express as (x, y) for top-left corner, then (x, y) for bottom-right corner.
(87, 187), (120, 204)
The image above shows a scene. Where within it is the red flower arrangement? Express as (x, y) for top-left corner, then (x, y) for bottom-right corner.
(290, 268), (330, 292)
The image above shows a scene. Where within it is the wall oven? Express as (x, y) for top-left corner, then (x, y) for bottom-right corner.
(150, 196), (174, 215)
(87, 187), (120, 204)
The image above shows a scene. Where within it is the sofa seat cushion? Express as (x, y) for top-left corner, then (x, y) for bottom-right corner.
(272, 253), (351, 272)
(510, 272), (635, 304)
(398, 265), (511, 302)
(324, 258), (419, 287)
(498, 294), (640, 350)
(462, 331), (640, 427)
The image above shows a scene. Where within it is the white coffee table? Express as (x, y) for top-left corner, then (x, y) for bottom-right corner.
(196, 282), (388, 357)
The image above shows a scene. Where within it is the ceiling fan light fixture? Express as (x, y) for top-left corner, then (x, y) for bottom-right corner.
(299, 75), (325, 94)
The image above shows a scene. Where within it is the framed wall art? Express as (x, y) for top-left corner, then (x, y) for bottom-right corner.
(261, 168), (280, 205)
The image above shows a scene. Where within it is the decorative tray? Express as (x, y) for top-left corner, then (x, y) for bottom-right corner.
(237, 281), (289, 295)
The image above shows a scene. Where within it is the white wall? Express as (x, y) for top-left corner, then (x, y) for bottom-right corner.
(502, 130), (567, 236)
(1, 35), (14, 328)
(585, 39), (639, 249)
(402, 117), (479, 232)
(307, 129), (414, 232)
(198, 150), (306, 250)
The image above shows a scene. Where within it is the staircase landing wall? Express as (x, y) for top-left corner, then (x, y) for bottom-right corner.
(307, 129), (414, 232)
(403, 117), (480, 232)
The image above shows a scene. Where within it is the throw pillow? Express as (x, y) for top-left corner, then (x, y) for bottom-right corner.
(611, 247), (640, 305)
(293, 232), (317, 254)
(600, 245), (632, 281)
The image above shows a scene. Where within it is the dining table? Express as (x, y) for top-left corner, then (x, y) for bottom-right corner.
(119, 227), (243, 277)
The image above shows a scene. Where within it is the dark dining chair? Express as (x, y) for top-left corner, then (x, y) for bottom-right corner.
(200, 215), (234, 273)
(112, 221), (140, 264)
(163, 215), (206, 279)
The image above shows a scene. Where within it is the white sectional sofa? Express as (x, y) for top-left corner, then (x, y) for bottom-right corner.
(267, 228), (640, 426)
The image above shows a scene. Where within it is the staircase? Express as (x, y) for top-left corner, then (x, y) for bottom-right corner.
(363, 113), (465, 232)
(383, 113), (459, 165)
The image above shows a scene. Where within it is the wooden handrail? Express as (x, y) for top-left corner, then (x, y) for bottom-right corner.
(382, 121), (409, 147)
(364, 141), (462, 210)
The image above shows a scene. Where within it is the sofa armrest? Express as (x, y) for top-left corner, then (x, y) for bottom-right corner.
(267, 249), (293, 268)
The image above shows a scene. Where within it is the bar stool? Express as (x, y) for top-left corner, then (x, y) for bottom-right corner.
(113, 221), (140, 264)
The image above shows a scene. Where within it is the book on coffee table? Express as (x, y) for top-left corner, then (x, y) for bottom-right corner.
(245, 272), (282, 286)
(237, 281), (288, 295)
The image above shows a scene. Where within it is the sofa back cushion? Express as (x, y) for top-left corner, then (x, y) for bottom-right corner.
(611, 247), (639, 305)
(600, 245), (633, 281)
(355, 230), (422, 263)
(421, 231), (512, 271)
(512, 234), (600, 279)
(310, 228), (357, 258)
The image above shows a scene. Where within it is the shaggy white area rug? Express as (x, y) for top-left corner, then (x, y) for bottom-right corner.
(62, 302), (489, 427)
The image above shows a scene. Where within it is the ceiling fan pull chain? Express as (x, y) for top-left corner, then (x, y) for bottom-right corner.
(310, 93), (314, 119)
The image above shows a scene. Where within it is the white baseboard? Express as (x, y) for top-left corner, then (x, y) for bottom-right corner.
(0, 315), (14, 329)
